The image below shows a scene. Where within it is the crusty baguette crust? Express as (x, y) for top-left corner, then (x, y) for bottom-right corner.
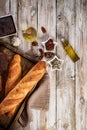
(0, 61), (46, 115)
(5, 54), (21, 95)
(5, 54), (22, 116)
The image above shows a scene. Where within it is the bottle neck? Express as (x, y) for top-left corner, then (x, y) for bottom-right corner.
(61, 38), (69, 47)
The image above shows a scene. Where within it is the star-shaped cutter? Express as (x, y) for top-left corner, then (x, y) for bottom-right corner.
(48, 55), (64, 71)
(41, 37), (58, 52)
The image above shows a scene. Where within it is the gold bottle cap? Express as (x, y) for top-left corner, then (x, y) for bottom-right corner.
(60, 38), (65, 42)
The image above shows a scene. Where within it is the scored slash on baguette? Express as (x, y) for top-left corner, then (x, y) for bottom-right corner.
(0, 61), (46, 115)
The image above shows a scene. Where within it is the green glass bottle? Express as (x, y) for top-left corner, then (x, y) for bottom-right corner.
(60, 38), (80, 62)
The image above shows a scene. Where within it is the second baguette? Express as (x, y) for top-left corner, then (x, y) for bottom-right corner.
(0, 61), (46, 115)
(5, 54), (22, 116)
(5, 54), (22, 96)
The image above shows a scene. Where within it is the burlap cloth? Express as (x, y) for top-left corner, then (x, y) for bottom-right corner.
(10, 73), (50, 130)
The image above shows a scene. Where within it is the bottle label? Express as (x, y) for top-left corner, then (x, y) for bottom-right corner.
(65, 45), (80, 62)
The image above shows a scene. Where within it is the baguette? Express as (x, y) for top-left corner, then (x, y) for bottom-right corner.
(5, 54), (22, 116)
(0, 61), (46, 115)
(5, 54), (22, 95)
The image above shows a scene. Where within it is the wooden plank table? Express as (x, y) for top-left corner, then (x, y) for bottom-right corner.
(0, 0), (87, 130)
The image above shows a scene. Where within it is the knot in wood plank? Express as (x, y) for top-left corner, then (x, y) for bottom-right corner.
(80, 97), (85, 105)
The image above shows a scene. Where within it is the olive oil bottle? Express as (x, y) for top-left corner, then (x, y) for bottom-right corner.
(60, 38), (80, 62)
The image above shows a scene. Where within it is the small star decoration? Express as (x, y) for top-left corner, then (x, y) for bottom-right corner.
(48, 55), (64, 71)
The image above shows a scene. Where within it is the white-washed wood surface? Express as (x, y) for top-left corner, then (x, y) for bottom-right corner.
(75, 0), (87, 130)
(0, 0), (87, 130)
(56, 0), (75, 130)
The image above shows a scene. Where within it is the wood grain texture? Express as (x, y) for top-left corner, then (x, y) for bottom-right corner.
(0, 0), (87, 130)
(56, 0), (75, 130)
(38, 1), (57, 130)
(0, 0), (9, 16)
(75, 0), (87, 130)
(16, 0), (38, 52)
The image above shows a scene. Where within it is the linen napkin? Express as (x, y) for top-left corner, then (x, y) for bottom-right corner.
(10, 73), (50, 130)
